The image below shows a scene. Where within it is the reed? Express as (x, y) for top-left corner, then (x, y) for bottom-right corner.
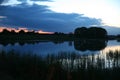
(0, 50), (120, 80)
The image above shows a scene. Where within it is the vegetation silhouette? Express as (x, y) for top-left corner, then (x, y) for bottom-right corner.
(0, 39), (108, 52)
(74, 27), (107, 39)
(0, 29), (74, 42)
(117, 34), (120, 42)
(0, 40), (40, 46)
(0, 27), (120, 80)
(74, 39), (107, 51)
(0, 27), (109, 41)
(0, 50), (120, 80)
(0, 27), (119, 43)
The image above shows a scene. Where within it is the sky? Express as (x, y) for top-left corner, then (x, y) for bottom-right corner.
(0, 0), (120, 34)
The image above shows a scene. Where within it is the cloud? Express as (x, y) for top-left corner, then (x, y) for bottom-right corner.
(0, 0), (4, 4)
(102, 26), (120, 35)
(0, 16), (6, 22)
(0, 0), (120, 35)
(0, 16), (6, 18)
(17, 0), (53, 4)
(0, 3), (103, 33)
(0, 0), (52, 6)
(0, 0), (22, 6)
(0, 3), (120, 34)
(0, 3), (119, 35)
(17, 0), (52, 1)
(30, 0), (52, 1)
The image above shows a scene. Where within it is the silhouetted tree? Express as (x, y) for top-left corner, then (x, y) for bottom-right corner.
(19, 30), (25, 35)
(54, 32), (59, 35)
(26, 31), (35, 35)
(74, 27), (87, 38)
(117, 34), (120, 38)
(74, 39), (107, 51)
(10, 30), (16, 35)
(88, 27), (107, 38)
(74, 27), (107, 39)
(1, 29), (10, 34)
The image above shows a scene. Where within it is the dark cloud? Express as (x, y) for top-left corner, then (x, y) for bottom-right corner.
(102, 26), (120, 35)
(1, 3), (119, 35)
(17, 0), (53, 3)
(0, 0), (52, 5)
(0, 0), (119, 36)
(30, 0), (52, 1)
(0, 0), (4, 4)
(0, 0), (120, 35)
(0, 3), (103, 33)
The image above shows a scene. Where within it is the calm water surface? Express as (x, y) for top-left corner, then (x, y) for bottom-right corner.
(0, 40), (120, 69)
(0, 40), (120, 56)
(0, 40), (120, 80)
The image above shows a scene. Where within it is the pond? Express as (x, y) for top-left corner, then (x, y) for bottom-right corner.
(0, 39), (120, 80)
(0, 40), (120, 56)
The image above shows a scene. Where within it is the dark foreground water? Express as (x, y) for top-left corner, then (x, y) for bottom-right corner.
(0, 40), (120, 80)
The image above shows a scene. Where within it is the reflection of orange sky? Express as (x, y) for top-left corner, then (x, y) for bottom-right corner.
(0, 27), (53, 34)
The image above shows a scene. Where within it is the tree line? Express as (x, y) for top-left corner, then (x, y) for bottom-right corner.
(1, 27), (119, 40)
(0, 29), (37, 35)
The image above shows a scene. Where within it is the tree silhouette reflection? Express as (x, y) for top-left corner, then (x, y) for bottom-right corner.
(74, 39), (107, 51)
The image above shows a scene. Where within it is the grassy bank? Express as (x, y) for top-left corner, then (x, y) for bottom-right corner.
(0, 50), (120, 80)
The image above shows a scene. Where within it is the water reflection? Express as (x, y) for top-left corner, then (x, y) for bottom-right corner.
(0, 39), (108, 51)
(0, 40), (120, 57)
(74, 39), (107, 51)
(0, 40), (117, 70)
(0, 40), (40, 46)
(58, 51), (120, 70)
(0, 40), (120, 80)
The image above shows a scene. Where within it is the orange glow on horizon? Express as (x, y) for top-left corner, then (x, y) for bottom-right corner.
(0, 27), (4, 32)
(37, 30), (54, 34)
(0, 27), (28, 33)
(0, 27), (53, 34)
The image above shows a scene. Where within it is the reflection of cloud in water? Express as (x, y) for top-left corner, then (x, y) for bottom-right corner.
(0, 40), (119, 57)
(101, 45), (120, 54)
(96, 45), (120, 68)
(0, 40), (120, 69)
(61, 46), (120, 69)
(107, 40), (120, 46)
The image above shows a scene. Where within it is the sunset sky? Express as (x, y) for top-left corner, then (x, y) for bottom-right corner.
(0, 0), (120, 34)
